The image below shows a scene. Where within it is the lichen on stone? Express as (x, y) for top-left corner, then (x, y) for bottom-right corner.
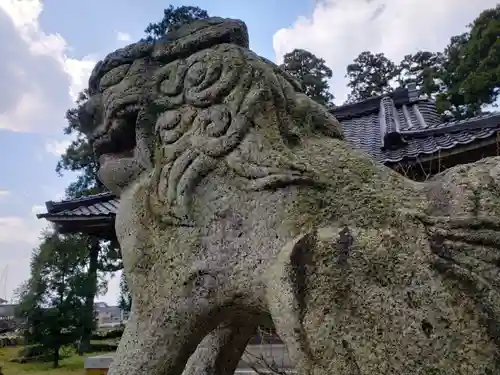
(81, 16), (500, 375)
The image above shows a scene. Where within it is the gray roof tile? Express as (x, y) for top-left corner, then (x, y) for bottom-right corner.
(52, 199), (119, 217)
(37, 192), (119, 219)
(334, 91), (500, 163)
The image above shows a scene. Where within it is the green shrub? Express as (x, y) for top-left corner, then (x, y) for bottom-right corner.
(90, 328), (123, 340)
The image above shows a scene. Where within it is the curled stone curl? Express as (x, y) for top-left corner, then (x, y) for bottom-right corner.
(146, 43), (335, 223)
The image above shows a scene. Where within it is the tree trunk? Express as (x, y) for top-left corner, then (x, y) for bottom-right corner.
(78, 236), (99, 355)
(53, 346), (60, 368)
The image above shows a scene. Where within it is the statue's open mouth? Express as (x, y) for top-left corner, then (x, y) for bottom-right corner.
(92, 104), (141, 160)
(91, 101), (153, 194)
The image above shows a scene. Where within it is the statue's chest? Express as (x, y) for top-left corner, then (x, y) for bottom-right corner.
(114, 181), (162, 273)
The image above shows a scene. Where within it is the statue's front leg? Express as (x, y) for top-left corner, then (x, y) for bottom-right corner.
(108, 288), (222, 375)
(183, 320), (258, 375)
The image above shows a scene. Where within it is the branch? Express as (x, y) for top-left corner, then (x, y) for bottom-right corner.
(243, 327), (290, 375)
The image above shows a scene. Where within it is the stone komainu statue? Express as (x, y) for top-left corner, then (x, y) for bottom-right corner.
(82, 17), (500, 375)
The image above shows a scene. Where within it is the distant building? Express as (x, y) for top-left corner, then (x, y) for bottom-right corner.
(0, 298), (6, 304)
(94, 302), (129, 328)
(0, 304), (15, 321)
(0, 303), (21, 334)
(0, 300), (128, 331)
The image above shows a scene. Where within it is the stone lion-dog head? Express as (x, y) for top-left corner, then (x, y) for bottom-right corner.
(80, 17), (342, 224)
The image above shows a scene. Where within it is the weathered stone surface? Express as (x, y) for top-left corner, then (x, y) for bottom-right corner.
(83, 16), (500, 375)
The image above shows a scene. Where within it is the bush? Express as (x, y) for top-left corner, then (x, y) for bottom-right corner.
(90, 327), (123, 340)
(88, 342), (118, 352)
(0, 321), (11, 335)
(11, 345), (53, 363)
(17, 344), (47, 358)
(0, 336), (21, 348)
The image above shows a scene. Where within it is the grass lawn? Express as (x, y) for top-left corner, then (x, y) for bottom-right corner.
(0, 346), (99, 375)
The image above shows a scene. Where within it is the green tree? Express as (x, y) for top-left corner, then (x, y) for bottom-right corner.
(16, 232), (89, 367)
(345, 51), (398, 103)
(144, 5), (209, 40)
(56, 90), (122, 354)
(76, 237), (121, 354)
(56, 90), (105, 199)
(280, 48), (335, 108)
(118, 273), (132, 313)
(397, 51), (444, 99)
(438, 5), (500, 119)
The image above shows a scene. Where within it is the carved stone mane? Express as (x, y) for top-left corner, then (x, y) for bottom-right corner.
(85, 18), (341, 223)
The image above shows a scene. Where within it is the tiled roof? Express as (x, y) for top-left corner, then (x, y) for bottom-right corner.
(55, 199), (119, 217)
(37, 192), (118, 219)
(333, 87), (500, 163)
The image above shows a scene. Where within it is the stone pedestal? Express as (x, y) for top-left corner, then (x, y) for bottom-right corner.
(84, 353), (114, 375)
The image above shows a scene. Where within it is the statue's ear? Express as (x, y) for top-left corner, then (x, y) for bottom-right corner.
(292, 93), (343, 139)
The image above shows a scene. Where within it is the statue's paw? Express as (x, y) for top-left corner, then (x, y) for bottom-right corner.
(421, 215), (500, 315)
(422, 215), (500, 269)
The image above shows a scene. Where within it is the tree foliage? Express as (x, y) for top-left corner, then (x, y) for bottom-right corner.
(345, 51), (398, 103)
(144, 5), (209, 40)
(397, 51), (444, 99)
(345, 5), (500, 119)
(56, 90), (105, 199)
(55, 88), (122, 354)
(345, 51), (444, 104)
(438, 5), (500, 119)
(16, 232), (90, 367)
(280, 49), (335, 108)
(118, 273), (132, 313)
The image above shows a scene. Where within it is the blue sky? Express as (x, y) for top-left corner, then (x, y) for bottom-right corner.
(0, 0), (497, 305)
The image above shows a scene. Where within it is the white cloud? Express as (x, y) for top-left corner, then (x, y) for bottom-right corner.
(0, 204), (50, 245)
(0, 0), (41, 28)
(273, 0), (499, 104)
(96, 271), (122, 306)
(1, 0), (96, 93)
(64, 56), (98, 102)
(116, 31), (131, 42)
(0, 205), (53, 302)
(41, 186), (66, 202)
(0, 216), (47, 246)
(0, 89), (48, 132)
(0, 2), (120, 305)
(0, 0), (96, 132)
(0, 205), (120, 305)
(45, 139), (71, 156)
(30, 204), (45, 215)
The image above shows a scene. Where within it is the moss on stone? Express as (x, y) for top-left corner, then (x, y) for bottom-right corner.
(284, 137), (424, 234)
